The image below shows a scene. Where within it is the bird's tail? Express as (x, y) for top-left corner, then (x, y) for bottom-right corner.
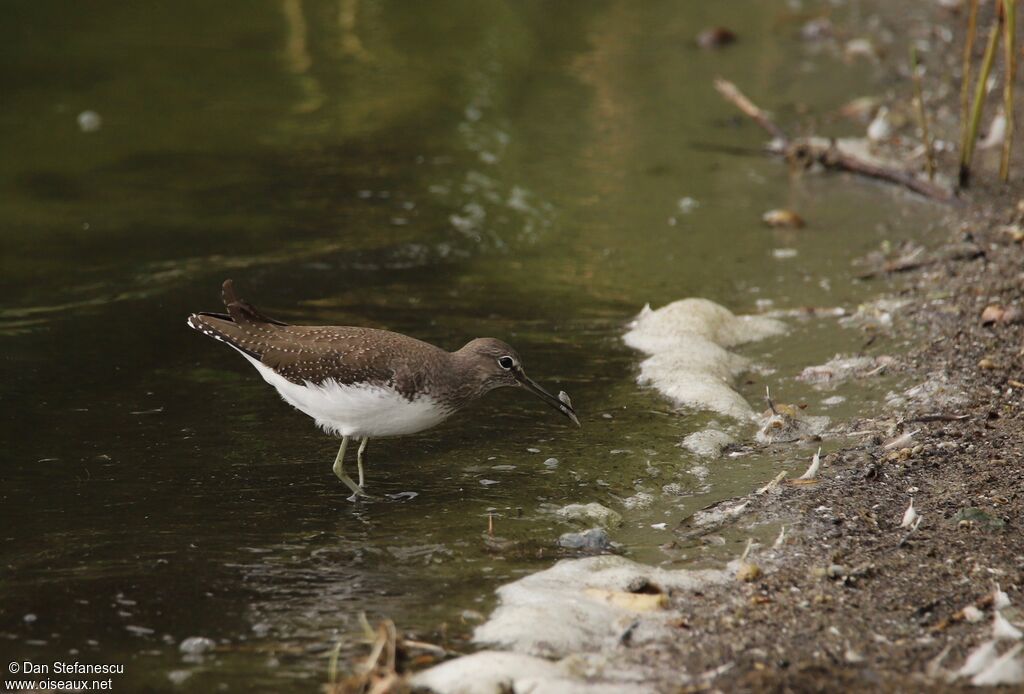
(219, 279), (289, 327)
(187, 279), (288, 358)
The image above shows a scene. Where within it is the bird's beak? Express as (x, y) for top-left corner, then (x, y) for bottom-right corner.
(514, 369), (580, 427)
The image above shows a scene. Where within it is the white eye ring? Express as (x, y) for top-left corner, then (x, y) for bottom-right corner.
(498, 356), (515, 370)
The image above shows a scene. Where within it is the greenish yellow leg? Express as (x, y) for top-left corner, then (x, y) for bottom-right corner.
(356, 437), (369, 488)
(332, 436), (367, 499)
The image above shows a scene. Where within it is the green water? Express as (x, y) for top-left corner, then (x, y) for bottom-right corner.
(1, 1), (942, 690)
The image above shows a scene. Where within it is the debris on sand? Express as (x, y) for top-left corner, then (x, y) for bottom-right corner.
(839, 297), (911, 331)
(797, 355), (894, 385)
(327, 618), (454, 694)
(981, 304), (1022, 325)
(963, 643), (1024, 686)
(883, 429), (918, 450)
(755, 402), (829, 444)
(756, 471), (787, 495)
(799, 448), (822, 480)
(885, 372), (968, 410)
(959, 640), (1000, 678)
(992, 611), (1023, 641)
(734, 539), (762, 582)
(899, 498), (919, 529)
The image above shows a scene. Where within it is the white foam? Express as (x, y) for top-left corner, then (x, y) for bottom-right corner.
(411, 651), (647, 694)
(472, 555), (728, 657)
(624, 299), (786, 419)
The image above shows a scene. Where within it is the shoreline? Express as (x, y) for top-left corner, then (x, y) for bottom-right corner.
(339, 2), (1024, 691)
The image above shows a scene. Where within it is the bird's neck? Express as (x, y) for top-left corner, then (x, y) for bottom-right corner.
(442, 349), (490, 410)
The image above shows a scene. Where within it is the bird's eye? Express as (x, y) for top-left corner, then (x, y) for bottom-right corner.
(498, 356), (515, 370)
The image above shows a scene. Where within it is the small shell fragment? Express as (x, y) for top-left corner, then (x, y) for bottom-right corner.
(993, 611), (1023, 640)
(736, 562), (762, 582)
(981, 304), (1022, 325)
(963, 605), (985, 623)
(994, 584), (1012, 611)
(900, 499), (919, 528)
(960, 640), (1000, 677)
(799, 447), (822, 480)
(558, 391), (573, 409)
(762, 209), (805, 228)
(971, 644), (1024, 686)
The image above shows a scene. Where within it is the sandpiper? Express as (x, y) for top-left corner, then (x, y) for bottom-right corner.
(187, 280), (579, 499)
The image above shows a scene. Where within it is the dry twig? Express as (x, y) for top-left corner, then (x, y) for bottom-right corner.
(713, 78), (953, 202)
(325, 618), (456, 694)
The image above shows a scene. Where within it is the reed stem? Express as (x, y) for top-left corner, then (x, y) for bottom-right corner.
(1000, 0), (1016, 182)
(960, 0), (981, 160)
(960, 9), (1003, 188)
(910, 46), (936, 181)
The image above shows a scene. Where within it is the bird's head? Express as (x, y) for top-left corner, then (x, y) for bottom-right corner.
(454, 337), (579, 426)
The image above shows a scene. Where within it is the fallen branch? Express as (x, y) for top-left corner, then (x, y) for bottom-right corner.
(713, 78), (954, 203)
(713, 78), (789, 142)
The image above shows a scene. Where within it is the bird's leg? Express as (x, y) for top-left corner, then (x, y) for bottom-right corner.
(356, 437), (369, 488)
(331, 436), (367, 499)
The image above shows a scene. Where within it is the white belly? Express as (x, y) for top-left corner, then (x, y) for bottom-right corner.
(241, 353), (451, 438)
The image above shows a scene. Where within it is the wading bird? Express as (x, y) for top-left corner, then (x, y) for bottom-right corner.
(188, 281), (579, 499)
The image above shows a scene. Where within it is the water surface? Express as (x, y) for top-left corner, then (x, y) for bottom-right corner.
(1, 1), (941, 690)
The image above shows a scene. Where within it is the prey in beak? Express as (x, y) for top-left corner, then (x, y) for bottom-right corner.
(513, 368), (580, 427)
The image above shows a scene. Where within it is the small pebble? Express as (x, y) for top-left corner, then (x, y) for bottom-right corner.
(77, 110), (102, 132)
(179, 636), (216, 655)
(558, 527), (613, 551)
(697, 27), (737, 49)
(167, 670), (192, 685)
(736, 563), (762, 582)
(826, 564), (847, 579)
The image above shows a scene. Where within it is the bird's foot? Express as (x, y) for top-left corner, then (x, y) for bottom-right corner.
(335, 472), (374, 501)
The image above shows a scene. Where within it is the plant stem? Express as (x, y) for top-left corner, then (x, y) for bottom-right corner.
(960, 10), (1003, 188)
(910, 46), (936, 181)
(1000, 0), (1016, 182)
(960, 0), (981, 160)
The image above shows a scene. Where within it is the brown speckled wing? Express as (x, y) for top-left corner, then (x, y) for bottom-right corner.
(190, 280), (455, 396)
(257, 326), (451, 396)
